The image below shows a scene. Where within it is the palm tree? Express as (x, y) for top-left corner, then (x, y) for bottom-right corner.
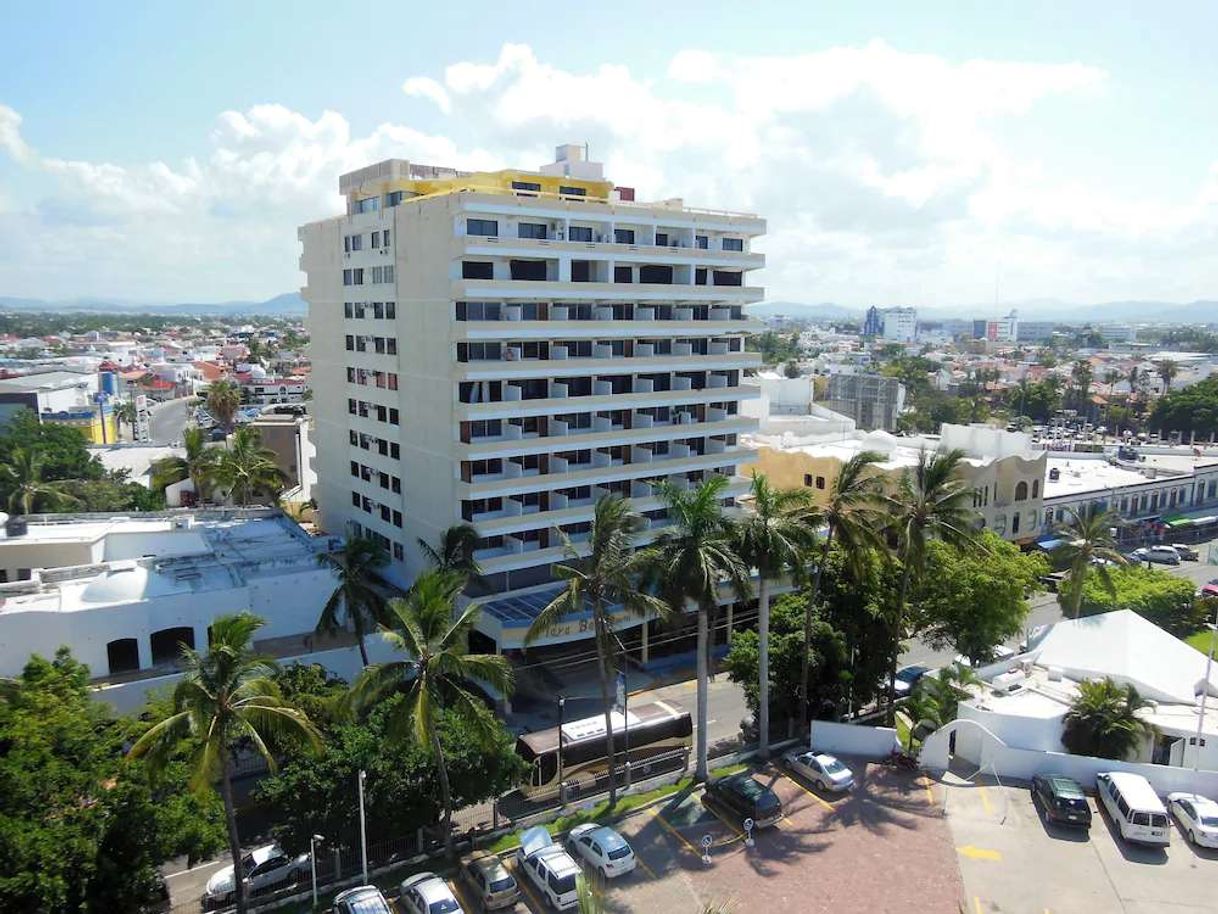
(150, 425), (218, 502)
(733, 473), (812, 754)
(316, 535), (389, 667)
(1062, 678), (1158, 760)
(799, 451), (885, 729)
(210, 427), (285, 506)
(1156, 358), (1179, 394)
(0, 447), (81, 515)
(349, 570), (513, 859)
(900, 665), (979, 749)
(524, 496), (671, 806)
(128, 613), (321, 914)
(418, 523), (484, 583)
(884, 449), (978, 718)
(1052, 508), (1126, 619)
(651, 476), (751, 781)
(114, 399), (138, 439)
(1071, 359), (1094, 416)
(207, 378), (243, 430)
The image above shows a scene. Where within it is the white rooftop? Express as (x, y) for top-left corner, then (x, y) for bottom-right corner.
(1033, 610), (1218, 704)
(1042, 457), (1156, 499)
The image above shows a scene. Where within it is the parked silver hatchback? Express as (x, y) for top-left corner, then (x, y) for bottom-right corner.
(460, 852), (519, 910)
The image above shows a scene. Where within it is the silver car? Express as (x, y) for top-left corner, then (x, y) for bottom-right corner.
(783, 750), (854, 792)
(460, 853), (519, 910)
(203, 843), (307, 906)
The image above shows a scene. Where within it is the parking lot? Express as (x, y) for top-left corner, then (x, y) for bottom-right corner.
(485, 758), (962, 914)
(944, 773), (1218, 913)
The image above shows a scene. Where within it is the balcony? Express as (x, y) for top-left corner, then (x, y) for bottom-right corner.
(453, 278), (764, 305)
(456, 383), (761, 421)
(459, 235), (766, 270)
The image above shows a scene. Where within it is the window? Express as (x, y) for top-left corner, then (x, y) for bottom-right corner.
(380, 505), (391, 522)
(815, 476), (826, 490)
(467, 218), (498, 237)
(382, 228), (390, 245)
(694, 268), (707, 285)
(559, 185), (586, 197)
(351, 491), (361, 507)
(350, 233), (363, 251)
(372, 301), (384, 319)
(389, 408), (399, 425)
(384, 265), (394, 283)
(379, 471), (389, 489)
(387, 338), (398, 355)
(1012, 512), (1021, 534)
(343, 269), (353, 286)
(344, 302), (353, 318)
(509, 259), (547, 280)
(1032, 479), (1040, 498)
(390, 443), (400, 459)
(803, 474), (813, 487)
(393, 542), (404, 560)
(518, 222), (548, 240)
(370, 266), (382, 284)
(655, 232), (669, 246)
(347, 397), (357, 415)
(511, 180), (541, 194)
(350, 460), (359, 477)
(571, 260), (592, 282)
(344, 235), (350, 253)
(349, 430), (358, 445)
(356, 197), (378, 213)
(345, 335), (354, 351)
(1015, 481), (1029, 502)
(695, 234), (708, 249)
(386, 301), (396, 319)
(352, 268), (364, 285)
(370, 231), (380, 248)
(614, 266), (633, 284)
(614, 228), (635, 244)
(639, 265), (673, 284)
(463, 261), (494, 280)
(568, 225), (593, 242)
(386, 190), (404, 207)
(722, 237), (744, 251)
(392, 510), (402, 528)
(391, 477), (401, 493)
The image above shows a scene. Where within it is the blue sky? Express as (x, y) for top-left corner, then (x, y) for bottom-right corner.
(1, 0), (1215, 307)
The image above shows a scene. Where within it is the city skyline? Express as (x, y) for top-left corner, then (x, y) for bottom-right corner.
(1, 1), (1216, 308)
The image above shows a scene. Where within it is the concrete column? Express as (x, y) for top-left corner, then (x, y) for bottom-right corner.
(557, 256), (571, 282)
(194, 623), (210, 655)
(640, 620), (650, 664)
(136, 636), (152, 671)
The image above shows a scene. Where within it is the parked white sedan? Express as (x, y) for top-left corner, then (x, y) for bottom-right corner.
(204, 843), (308, 906)
(398, 872), (464, 914)
(1167, 792), (1218, 847)
(566, 824), (637, 879)
(783, 750), (854, 792)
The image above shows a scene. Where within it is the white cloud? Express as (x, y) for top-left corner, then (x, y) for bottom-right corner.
(0, 42), (1213, 306)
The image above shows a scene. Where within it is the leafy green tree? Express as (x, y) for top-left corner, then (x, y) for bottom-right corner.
(651, 477), (751, 780)
(1077, 564), (1202, 636)
(917, 531), (1047, 665)
(316, 535), (389, 667)
(0, 409), (104, 481)
(207, 378), (243, 430)
(349, 571), (514, 859)
(151, 425), (219, 501)
(800, 451), (884, 727)
(58, 474), (167, 512)
(130, 614), (321, 914)
(418, 523), (484, 583)
(0, 649), (224, 913)
(734, 473), (812, 753)
(210, 426), (285, 506)
(1052, 508), (1127, 619)
(884, 449), (978, 718)
(525, 496), (669, 806)
(1156, 358), (1179, 394)
(1150, 375), (1218, 438)
(0, 446), (83, 514)
(725, 593), (849, 728)
(901, 665), (980, 748)
(1062, 678), (1158, 760)
(255, 694), (523, 856)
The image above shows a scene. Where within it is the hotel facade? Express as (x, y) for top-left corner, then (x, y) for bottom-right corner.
(300, 146), (765, 652)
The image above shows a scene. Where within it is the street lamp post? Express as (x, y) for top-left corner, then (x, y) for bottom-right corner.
(557, 697), (566, 798)
(357, 769), (369, 883)
(1194, 607), (1218, 772)
(310, 834), (324, 907)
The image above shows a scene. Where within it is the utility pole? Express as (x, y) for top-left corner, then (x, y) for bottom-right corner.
(357, 770), (368, 883)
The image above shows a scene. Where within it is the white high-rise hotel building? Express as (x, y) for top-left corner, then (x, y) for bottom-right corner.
(300, 145), (765, 653)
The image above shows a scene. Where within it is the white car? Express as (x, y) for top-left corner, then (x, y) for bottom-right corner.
(1167, 792), (1218, 848)
(566, 824), (637, 879)
(399, 872), (464, 914)
(516, 827), (579, 911)
(204, 843), (308, 906)
(783, 750), (854, 792)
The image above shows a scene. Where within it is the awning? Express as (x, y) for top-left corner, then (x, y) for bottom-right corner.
(1034, 536), (1064, 551)
(1163, 507), (1218, 529)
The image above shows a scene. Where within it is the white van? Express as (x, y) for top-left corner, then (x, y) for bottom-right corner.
(1096, 772), (1171, 845)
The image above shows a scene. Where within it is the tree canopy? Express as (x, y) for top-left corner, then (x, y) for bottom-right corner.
(1150, 376), (1218, 438)
(1077, 564), (1203, 636)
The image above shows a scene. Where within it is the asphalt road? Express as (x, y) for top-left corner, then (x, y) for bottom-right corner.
(148, 397), (192, 445)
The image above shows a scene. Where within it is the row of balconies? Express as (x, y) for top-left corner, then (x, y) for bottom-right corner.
(454, 277), (762, 305)
(496, 372), (737, 402)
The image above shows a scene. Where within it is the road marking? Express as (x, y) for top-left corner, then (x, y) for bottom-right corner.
(958, 845), (1003, 862)
(634, 854), (657, 880)
(973, 896), (984, 914)
(648, 807), (700, 857)
(781, 771), (834, 812)
(450, 879), (477, 913)
(921, 776), (935, 807)
(979, 785), (994, 815)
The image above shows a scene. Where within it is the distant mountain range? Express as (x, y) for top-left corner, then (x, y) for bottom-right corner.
(0, 292), (307, 317)
(748, 299), (1218, 325)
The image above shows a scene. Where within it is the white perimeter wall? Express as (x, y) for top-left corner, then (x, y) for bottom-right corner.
(809, 720), (900, 759)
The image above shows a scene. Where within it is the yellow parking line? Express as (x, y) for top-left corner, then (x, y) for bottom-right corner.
(449, 880), (477, 912)
(634, 854), (657, 879)
(782, 771), (835, 812)
(979, 785), (993, 815)
(973, 897), (983, 914)
(922, 776), (935, 807)
(648, 807), (700, 857)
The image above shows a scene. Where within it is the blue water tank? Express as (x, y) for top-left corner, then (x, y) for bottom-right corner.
(99, 371), (118, 396)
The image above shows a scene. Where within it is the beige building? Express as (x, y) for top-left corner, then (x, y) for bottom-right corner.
(299, 145), (765, 649)
(745, 419), (1046, 543)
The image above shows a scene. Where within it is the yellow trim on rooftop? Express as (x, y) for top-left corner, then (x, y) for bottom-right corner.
(356, 169), (615, 206)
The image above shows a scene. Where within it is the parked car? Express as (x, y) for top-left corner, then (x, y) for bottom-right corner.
(892, 664), (931, 698)
(783, 750), (854, 792)
(1096, 772), (1170, 846)
(398, 872), (464, 914)
(1031, 774), (1092, 828)
(204, 843), (308, 906)
(515, 827), (580, 911)
(1128, 545), (1180, 565)
(460, 853), (519, 910)
(333, 885), (393, 914)
(1170, 543), (1199, 561)
(1167, 792), (1218, 847)
(1201, 583), (1218, 600)
(566, 824), (637, 879)
(953, 645), (1017, 669)
(702, 772), (783, 828)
